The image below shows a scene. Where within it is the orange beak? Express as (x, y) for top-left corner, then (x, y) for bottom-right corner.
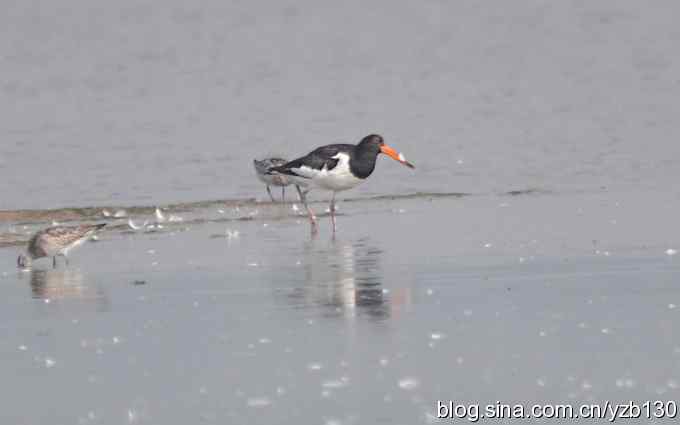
(380, 145), (415, 169)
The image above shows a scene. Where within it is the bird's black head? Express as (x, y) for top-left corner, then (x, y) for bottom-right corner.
(358, 133), (415, 169)
(357, 134), (385, 154)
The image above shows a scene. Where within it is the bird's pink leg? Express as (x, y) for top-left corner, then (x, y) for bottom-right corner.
(330, 192), (337, 234)
(296, 186), (318, 233)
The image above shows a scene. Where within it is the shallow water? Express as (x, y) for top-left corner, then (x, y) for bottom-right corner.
(2, 0), (680, 424)
(2, 192), (680, 423)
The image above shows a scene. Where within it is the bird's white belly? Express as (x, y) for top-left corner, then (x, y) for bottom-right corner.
(313, 168), (362, 191)
(293, 154), (363, 192)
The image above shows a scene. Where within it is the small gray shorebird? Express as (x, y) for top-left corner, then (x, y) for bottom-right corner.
(17, 223), (106, 269)
(267, 134), (414, 234)
(253, 157), (297, 202)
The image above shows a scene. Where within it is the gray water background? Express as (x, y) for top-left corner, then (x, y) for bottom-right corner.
(2, 0), (680, 210)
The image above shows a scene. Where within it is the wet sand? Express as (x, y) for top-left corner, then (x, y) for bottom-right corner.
(1, 191), (679, 424)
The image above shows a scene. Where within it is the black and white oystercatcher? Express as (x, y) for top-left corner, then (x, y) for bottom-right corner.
(17, 223), (106, 269)
(268, 134), (414, 233)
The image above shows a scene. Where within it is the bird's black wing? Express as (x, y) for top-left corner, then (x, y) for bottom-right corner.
(269, 144), (353, 178)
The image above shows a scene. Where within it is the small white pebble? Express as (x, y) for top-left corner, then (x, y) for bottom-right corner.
(18, 345), (27, 351)
(127, 408), (137, 423)
(601, 328), (610, 334)
(483, 243), (492, 248)
(430, 333), (444, 340)
(44, 358), (56, 368)
(398, 377), (420, 391)
(426, 289), (433, 296)
(307, 363), (323, 371)
(666, 249), (677, 256)
(247, 397), (271, 408)
(669, 304), (676, 309)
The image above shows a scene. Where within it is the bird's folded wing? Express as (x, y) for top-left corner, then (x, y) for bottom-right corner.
(275, 144), (351, 177)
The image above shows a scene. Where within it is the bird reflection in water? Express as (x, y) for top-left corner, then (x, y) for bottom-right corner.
(289, 238), (411, 320)
(24, 268), (110, 311)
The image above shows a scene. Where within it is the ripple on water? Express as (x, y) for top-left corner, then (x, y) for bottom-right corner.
(307, 362), (323, 371)
(322, 377), (350, 389)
